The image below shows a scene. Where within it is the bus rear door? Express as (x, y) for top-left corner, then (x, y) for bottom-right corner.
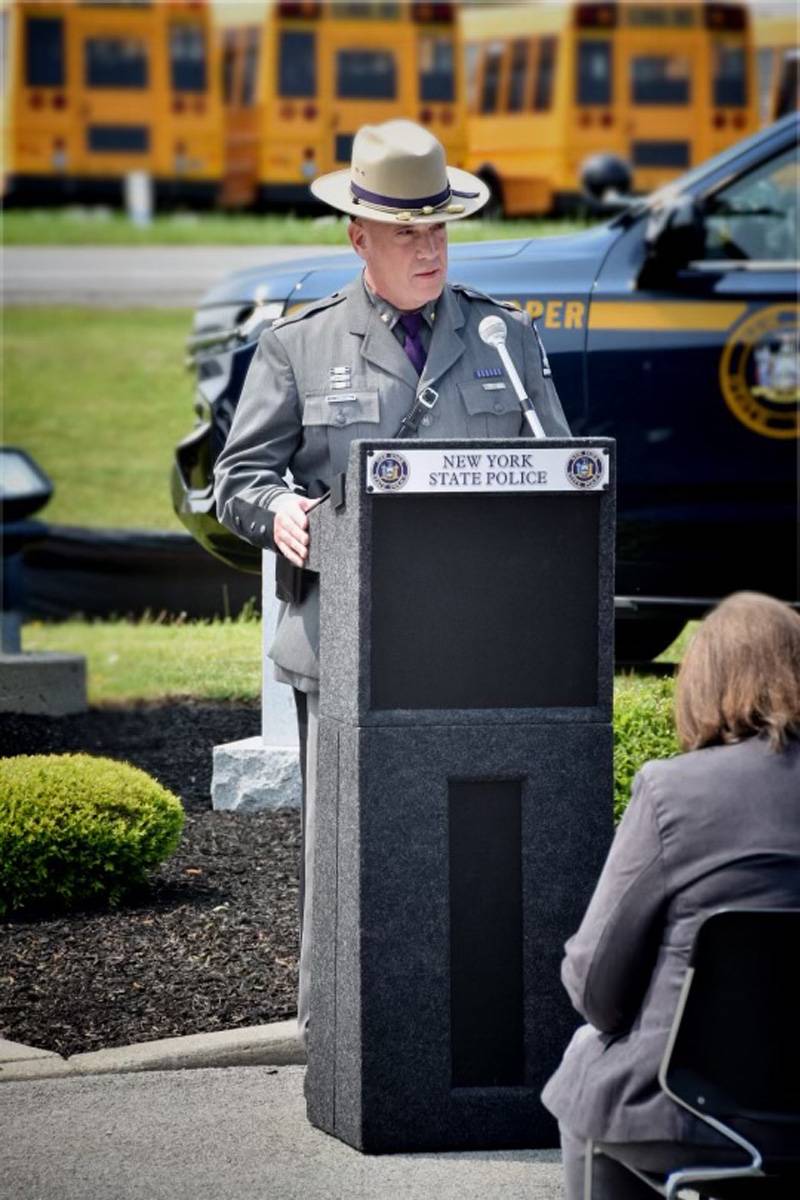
(617, 5), (698, 194)
(317, 3), (410, 176)
(71, 5), (158, 185)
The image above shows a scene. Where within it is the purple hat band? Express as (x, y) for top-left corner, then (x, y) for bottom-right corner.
(350, 180), (480, 211)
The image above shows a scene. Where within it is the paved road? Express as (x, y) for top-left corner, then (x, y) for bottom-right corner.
(0, 1065), (564, 1200)
(3, 246), (349, 307)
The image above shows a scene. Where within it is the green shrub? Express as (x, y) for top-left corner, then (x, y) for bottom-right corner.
(0, 754), (184, 916)
(614, 675), (680, 823)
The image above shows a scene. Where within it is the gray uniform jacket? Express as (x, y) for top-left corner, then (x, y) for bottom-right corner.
(541, 734), (800, 1146)
(214, 272), (570, 690)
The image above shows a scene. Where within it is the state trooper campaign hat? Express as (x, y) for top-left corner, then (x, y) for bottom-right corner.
(310, 118), (489, 224)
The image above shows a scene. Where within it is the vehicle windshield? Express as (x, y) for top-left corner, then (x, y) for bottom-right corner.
(618, 113), (798, 219)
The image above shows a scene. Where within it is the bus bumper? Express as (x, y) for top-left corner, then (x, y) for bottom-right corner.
(4, 174), (219, 209)
(255, 182), (323, 213)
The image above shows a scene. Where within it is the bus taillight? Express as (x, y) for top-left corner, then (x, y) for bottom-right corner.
(277, 2), (321, 18)
(301, 147), (316, 180)
(412, 3), (455, 24)
(713, 112), (727, 128)
(440, 109), (454, 126)
(703, 4), (747, 32)
(173, 97), (186, 114)
(303, 103), (318, 120)
(280, 102), (296, 120)
(419, 107), (433, 124)
(30, 92), (44, 110)
(52, 93), (67, 110)
(600, 112), (613, 127)
(575, 4), (618, 29)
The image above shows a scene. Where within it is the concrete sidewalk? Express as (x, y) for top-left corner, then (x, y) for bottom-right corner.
(0, 1032), (565, 1200)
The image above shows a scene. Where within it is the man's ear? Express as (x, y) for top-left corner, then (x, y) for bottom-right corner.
(348, 218), (367, 260)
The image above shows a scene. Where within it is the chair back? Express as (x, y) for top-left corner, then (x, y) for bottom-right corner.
(660, 908), (800, 1125)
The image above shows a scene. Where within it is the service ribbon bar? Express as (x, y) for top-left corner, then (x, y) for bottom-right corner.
(366, 446), (609, 495)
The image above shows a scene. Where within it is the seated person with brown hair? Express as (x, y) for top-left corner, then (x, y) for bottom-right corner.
(541, 591), (800, 1199)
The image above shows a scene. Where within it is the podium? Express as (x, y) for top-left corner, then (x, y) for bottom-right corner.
(305, 437), (615, 1153)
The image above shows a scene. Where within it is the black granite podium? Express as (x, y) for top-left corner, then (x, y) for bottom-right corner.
(304, 437), (615, 1153)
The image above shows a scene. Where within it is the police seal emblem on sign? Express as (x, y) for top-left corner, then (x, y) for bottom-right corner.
(371, 451), (410, 492)
(566, 449), (604, 489)
(720, 304), (799, 440)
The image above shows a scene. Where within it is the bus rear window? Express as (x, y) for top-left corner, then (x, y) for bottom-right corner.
(25, 16), (64, 87)
(577, 39), (612, 105)
(241, 28), (259, 107)
(419, 35), (454, 103)
(480, 43), (502, 113)
(170, 25), (206, 93)
(507, 40), (528, 112)
(85, 38), (148, 88)
(533, 36), (556, 111)
(222, 32), (236, 104)
(632, 55), (690, 105)
(278, 30), (315, 98)
(714, 44), (747, 107)
(337, 49), (396, 99)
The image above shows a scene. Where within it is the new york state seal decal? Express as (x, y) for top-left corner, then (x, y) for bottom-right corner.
(720, 304), (799, 440)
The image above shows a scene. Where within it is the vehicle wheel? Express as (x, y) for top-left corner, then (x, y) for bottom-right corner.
(478, 173), (504, 219)
(614, 617), (686, 665)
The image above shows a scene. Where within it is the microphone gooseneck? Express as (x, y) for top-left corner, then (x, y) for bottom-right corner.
(477, 315), (547, 439)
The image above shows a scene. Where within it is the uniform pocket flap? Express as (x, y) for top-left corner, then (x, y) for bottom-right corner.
(458, 379), (519, 417)
(303, 390), (380, 427)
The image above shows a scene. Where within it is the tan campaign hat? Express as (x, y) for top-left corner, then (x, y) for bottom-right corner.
(310, 119), (489, 224)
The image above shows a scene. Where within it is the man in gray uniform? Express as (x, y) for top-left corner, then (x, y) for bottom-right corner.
(214, 119), (570, 1044)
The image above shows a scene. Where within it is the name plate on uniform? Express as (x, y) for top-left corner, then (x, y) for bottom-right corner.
(366, 446), (609, 495)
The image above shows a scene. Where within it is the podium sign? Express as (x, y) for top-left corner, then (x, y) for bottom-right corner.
(305, 438), (615, 1152)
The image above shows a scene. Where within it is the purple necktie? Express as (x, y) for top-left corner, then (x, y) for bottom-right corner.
(398, 311), (427, 375)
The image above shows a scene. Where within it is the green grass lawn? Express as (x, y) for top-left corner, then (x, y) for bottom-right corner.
(4, 209), (593, 247)
(23, 614), (263, 703)
(3, 308), (193, 530)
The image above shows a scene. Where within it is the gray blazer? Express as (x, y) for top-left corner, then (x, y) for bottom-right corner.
(541, 734), (800, 1145)
(214, 272), (569, 689)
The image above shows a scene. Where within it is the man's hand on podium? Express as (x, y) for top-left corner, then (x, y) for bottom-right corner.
(271, 493), (314, 567)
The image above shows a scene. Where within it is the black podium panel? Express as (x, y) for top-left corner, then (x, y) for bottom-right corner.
(371, 492), (600, 710)
(449, 778), (524, 1087)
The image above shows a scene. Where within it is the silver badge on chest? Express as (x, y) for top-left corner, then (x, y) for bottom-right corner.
(328, 365), (352, 391)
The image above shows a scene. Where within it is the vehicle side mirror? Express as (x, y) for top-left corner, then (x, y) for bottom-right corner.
(638, 196), (706, 285)
(579, 153), (634, 214)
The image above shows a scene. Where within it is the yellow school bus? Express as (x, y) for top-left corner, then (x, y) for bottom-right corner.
(462, 1), (759, 216)
(6, 0), (224, 207)
(220, 0), (465, 210)
(753, 6), (798, 124)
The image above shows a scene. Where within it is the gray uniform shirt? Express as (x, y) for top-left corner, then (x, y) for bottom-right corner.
(214, 271), (570, 690)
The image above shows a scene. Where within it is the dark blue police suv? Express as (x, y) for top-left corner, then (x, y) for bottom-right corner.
(172, 114), (799, 661)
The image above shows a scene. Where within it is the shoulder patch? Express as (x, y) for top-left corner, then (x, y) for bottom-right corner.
(451, 282), (520, 313)
(271, 290), (345, 330)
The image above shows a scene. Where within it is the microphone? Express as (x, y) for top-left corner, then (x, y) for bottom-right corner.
(478, 315), (547, 438)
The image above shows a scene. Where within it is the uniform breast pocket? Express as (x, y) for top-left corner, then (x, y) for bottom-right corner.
(302, 390), (381, 475)
(458, 380), (522, 438)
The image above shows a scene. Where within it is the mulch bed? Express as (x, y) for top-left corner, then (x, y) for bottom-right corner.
(0, 701), (301, 1057)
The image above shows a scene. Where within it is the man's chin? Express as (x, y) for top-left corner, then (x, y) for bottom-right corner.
(413, 272), (445, 302)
